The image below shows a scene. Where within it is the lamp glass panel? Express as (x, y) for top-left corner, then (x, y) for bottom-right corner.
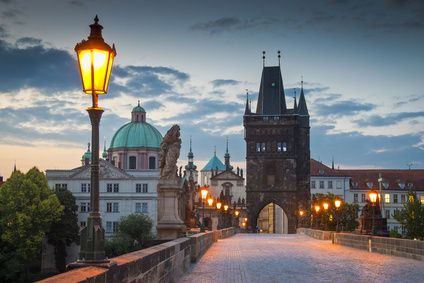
(78, 50), (93, 92)
(92, 49), (109, 93)
(103, 52), (114, 93)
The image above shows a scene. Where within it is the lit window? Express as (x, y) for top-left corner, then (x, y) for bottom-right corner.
(409, 195), (414, 203)
(385, 194), (390, 204)
(420, 196), (424, 205)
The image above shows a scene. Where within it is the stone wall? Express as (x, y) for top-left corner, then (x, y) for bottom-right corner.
(38, 228), (236, 283)
(297, 228), (333, 240)
(298, 228), (424, 262)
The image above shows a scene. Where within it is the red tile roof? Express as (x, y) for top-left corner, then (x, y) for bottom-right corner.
(310, 159), (424, 191)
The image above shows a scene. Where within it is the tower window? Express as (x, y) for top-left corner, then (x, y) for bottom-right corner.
(261, 143), (266, 152)
(129, 156), (137, 169)
(282, 142), (287, 152)
(256, 143), (261, 152)
(149, 156), (156, 169)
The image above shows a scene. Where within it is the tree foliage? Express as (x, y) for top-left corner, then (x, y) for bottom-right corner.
(394, 190), (424, 240)
(105, 213), (153, 258)
(0, 168), (63, 281)
(47, 187), (80, 272)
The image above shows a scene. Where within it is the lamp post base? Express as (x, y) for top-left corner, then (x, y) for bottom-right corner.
(78, 213), (108, 262)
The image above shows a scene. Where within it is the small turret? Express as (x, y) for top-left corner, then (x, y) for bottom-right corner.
(224, 138), (233, 172)
(81, 143), (91, 166)
(297, 79), (309, 116)
(131, 100), (146, 122)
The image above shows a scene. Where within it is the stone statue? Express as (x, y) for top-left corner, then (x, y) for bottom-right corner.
(159, 124), (181, 182)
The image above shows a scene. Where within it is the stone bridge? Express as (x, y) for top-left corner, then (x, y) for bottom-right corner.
(39, 229), (424, 283)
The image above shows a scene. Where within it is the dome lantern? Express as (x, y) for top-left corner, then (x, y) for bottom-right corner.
(131, 100), (146, 122)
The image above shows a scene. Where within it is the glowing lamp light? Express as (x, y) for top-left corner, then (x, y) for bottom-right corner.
(216, 202), (222, 210)
(200, 187), (208, 200)
(235, 210), (240, 217)
(334, 198), (342, 209)
(323, 202), (329, 210)
(75, 16), (116, 100)
(314, 205), (320, 213)
(224, 204), (229, 211)
(207, 198), (214, 206)
(242, 222), (246, 227)
(299, 210), (305, 216)
(369, 190), (378, 205)
(244, 218), (248, 222)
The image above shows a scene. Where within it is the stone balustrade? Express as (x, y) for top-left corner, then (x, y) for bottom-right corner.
(298, 228), (424, 262)
(38, 227), (236, 283)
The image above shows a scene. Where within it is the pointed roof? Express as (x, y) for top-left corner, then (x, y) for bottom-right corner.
(244, 90), (250, 115)
(293, 90), (298, 112)
(255, 66), (286, 115)
(202, 151), (225, 171)
(297, 80), (309, 116)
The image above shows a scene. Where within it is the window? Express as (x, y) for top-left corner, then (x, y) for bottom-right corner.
(136, 184), (142, 193)
(311, 181), (316, 189)
(393, 194), (398, 204)
(142, 184), (148, 193)
(87, 202), (91, 212)
(385, 194), (390, 204)
(106, 202), (112, 212)
(113, 183), (119, 193)
(336, 181), (342, 189)
(80, 221), (86, 227)
(106, 221), (112, 233)
(385, 209), (390, 219)
(328, 181), (333, 189)
(401, 194), (406, 204)
(81, 183), (87, 193)
(361, 194), (366, 203)
(142, 202), (148, 213)
(135, 202), (142, 213)
(107, 183), (113, 193)
(256, 143), (261, 152)
(282, 142), (287, 152)
(277, 142), (282, 152)
(420, 196), (424, 205)
(80, 202), (87, 212)
(261, 143), (266, 152)
(129, 156), (136, 169)
(55, 183), (67, 190)
(113, 222), (119, 233)
(319, 181), (324, 189)
(354, 193), (358, 203)
(149, 156), (156, 169)
(113, 202), (119, 213)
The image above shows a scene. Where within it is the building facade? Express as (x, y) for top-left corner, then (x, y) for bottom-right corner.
(244, 60), (310, 234)
(46, 103), (162, 237)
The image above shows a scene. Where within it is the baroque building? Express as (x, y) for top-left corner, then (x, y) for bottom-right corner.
(46, 103), (162, 237)
(244, 57), (310, 234)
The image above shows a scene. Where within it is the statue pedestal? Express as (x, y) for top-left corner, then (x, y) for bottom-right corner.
(157, 180), (186, 240)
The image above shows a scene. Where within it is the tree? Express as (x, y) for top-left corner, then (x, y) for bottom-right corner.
(47, 187), (80, 272)
(105, 213), (153, 258)
(0, 168), (63, 281)
(394, 190), (424, 240)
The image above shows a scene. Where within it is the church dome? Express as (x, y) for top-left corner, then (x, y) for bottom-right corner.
(109, 102), (162, 150)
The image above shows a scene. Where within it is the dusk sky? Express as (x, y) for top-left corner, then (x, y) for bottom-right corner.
(0, 0), (423, 179)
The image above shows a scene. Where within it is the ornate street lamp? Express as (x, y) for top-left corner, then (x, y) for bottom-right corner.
(369, 189), (378, 235)
(199, 186), (208, 232)
(323, 202), (329, 230)
(75, 15), (116, 265)
(235, 210), (240, 217)
(216, 202), (222, 210)
(224, 204), (229, 211)
(207, 197), (214, 207)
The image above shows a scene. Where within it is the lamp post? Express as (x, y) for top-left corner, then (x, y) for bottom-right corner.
(74, 16), (116, 265)
(200, 186), (208, 232)
(298, 209), (305, 228)
(369, 189), (378, 235)
(224, 204), (229, 228)
(207, 197), (214, 229)
(234, 210), (240, 228)
(314, 204), (320, 229)
(323, 202), (329, 230)
(334, 198), (342, 232)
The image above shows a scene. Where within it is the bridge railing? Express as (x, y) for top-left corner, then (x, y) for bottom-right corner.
(38, 227), (236, 283)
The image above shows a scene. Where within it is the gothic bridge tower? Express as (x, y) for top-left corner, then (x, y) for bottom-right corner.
(243, 53), (310, 233)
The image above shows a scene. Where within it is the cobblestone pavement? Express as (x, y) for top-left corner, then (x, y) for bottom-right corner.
(179, 234), (424, 283)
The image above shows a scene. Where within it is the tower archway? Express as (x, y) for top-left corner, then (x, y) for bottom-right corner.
(256, 202), (288, 233)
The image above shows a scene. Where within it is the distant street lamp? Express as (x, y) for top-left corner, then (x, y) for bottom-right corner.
(323, 202), (329, 230)
(313, 204), (321, 229)
(369, 189), (378, 235)
(75, 15), (116, 264)
(224, 204), (229, 211)
(200, 186), (208, 232)
(235, 210), (240, 217)
(298, 209), (305, 228)
(216, 202), (222, 210)
(334, 198), (342, 232)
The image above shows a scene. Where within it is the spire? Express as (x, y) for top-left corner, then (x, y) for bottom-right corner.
(293, 89), (297, 112)
(244, 89), (250, 115)
(214, 146), (216, 156)
(13, 161), (16, 172)
(332, 156), (335, 170)
(102, 139), (107, 159)
(262, 51), (266, 67)
(297, 77), (309, 116)
(278, 50), (281, 67)
(224, 138), (233, 171)
(185, 136), (197, 178)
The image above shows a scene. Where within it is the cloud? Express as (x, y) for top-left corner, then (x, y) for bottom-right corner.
(211, 79), (241, 88)
(314, 100), (375, 117)
(354, 111), (424, 127)
(190, 17), (279, 34)
(15, 37), (43, 48)
(68, 0), (83, 6)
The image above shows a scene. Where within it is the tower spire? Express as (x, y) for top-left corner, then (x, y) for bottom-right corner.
(278, 50), (281, 67)
(332, 156), (335, 170)
(293, 89), (297, 112)
(185, 136), (197, 180)
(244, 89), (250, 115)
(224, 138), (232, 171)
(262, 51), (266, 67)
(298, 76), (309, 116)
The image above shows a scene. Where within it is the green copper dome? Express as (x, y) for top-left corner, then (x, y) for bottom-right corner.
(132, 101), (145, 113)
(201, 153), (225, 171)
(110, 122), (162, 149)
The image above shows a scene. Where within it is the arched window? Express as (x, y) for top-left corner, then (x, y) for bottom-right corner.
(149, 156), (156, 169)
(129, 156), (136, 169)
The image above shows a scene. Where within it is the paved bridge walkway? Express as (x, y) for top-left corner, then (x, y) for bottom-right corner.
(179, 234), (424, 283)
